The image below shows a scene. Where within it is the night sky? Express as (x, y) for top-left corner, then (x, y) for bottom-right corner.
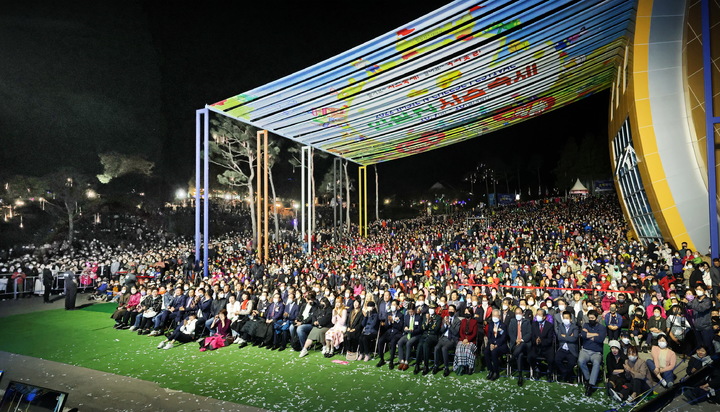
(0, 0), (609, 199)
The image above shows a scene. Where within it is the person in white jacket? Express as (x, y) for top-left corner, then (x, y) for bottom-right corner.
(157, 314), (197, 350)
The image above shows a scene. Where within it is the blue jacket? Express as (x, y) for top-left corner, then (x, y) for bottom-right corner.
(362, 311), (379, 335)
(403, 313), (423, 338)
(487, 321), (508, 347)
(198, 297), (213, 319)
(581, 322), (607, 353)
(266, 302), (285, 321)
(556, 321), (579, 357)
(283, 301), (299, 321)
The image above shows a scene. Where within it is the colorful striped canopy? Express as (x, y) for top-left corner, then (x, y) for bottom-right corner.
(208, 0), (636, 165)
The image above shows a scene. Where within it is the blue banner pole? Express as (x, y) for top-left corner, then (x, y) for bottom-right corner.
(195, 110), (202, 267)
(203, 108), (210, 278)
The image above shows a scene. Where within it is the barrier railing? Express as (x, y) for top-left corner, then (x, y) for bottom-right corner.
(0, 273), (95, 299)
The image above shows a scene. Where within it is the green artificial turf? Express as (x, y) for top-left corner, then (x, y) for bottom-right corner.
(0, 304), (619, 411)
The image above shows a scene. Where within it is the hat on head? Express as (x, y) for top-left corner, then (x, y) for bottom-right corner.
(609, 340), (621, 350)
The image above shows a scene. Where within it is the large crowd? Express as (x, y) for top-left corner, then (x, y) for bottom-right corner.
(1, 194), (719, 406)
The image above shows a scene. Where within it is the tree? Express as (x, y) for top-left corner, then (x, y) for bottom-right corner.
(209, 117), (259, 240)
(210, 117), (282, 242)
(3, 169), (98, 250)
(96, 152), (154, 184)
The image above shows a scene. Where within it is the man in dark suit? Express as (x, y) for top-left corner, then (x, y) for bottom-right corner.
(484, 308), (509, 381)
(554, 310), (580, 382)
(274, 293), (299, 350)
(414, 303), (442, 375)
(376, 300), (404, 369)
(499, 298), (514, 326)
(507, 307), (532, 385)
(528, 308), (556, 382)
(552, 298), (574, 335)
(397, 303), (422, 371)
(259, 293), (285, 348)
(433, 304), (461, 376)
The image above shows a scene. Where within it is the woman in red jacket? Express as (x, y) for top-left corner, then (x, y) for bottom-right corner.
(453, 306), (478, 375)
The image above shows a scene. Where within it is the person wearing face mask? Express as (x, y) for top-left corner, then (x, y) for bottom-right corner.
(507, 306), (532, 386)
(324, 299), (348, 357)
(554, 311), (579, 383)
(257, 293), (285, 349)
(615, 293), (630, 328)
(453, 307), (478, 375)
(687, 345), (712, 376)
(528, 308), (555, 382)
(646, 296), (666, 319)
(499, 298), (513, 326)
(629, 308), (647, 351)
(272, 293), (298, 351)
(605, 340), (628, 402)
(618, 331), (632, 355)
(432, 304), (461, 376)
(605, 303), (623, 341)
(299, 297), (333, 358)
(288, 291), (316, 351)
(375, 300), (404, 368)
(646, 307), (666, 349)
(664, 304), (689, 355)
(687, 285), (715, 355)
(579, 310), (607, 397)
(646, 334), (677, 388)
(414, 303), (442, 375)
(552, 299), (574, 336)
(622, 346), (651, 403)
(397, 303), (423, 371)
(484, 308), (509, 381)
(357, 301), (379, 362)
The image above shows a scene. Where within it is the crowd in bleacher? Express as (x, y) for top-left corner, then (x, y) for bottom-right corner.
(2, 195), (719, 405)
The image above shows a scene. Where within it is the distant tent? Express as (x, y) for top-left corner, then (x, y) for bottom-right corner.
(429, 182), (446, 192)
(569, 179), (589, 195)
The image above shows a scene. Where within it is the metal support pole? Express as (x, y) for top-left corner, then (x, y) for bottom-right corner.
(333, 158), (338, 242)
(702, 0), (719, 258)
(194, 110), (201, 266)
(263, 131), (269, 263)
(363, 166), (368, 236)
(256, 132), (262, 261)
(358, 166), (368, 237)
(358, 166), (363, 236)
(301, 146), (306, 254)
(339, 158), (343, 234)
(307, 147), (313, 254)
(202, 109), (210, 278)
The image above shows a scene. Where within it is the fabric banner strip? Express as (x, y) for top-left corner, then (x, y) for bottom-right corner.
(458, 283), (636, 294)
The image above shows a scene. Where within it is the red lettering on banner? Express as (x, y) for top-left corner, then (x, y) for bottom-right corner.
(487, 76), (512, 89)
(396, 131), (445, 154)
(493, 96), (556, 123)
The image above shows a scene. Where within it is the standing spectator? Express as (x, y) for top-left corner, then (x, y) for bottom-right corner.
(687, 285), (714, 354)
(42, 264), (53, 303)
(63, 268), (77, 310)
